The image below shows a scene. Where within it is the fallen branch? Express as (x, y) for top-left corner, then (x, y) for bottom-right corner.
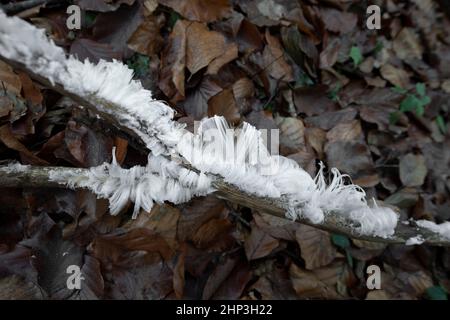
(1, 11), (450, 246)
(1, 164), (449, 246)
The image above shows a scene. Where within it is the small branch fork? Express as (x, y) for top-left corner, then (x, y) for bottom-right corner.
(0, 56), (448, 246)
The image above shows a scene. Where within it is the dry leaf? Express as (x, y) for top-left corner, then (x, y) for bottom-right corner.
(186, 22), (237, 75)
(263, 30), (294, 81)
(393, 28), (423, 61)
(295, 225), (337, 270)
(244, 223), (279, 260)
(158, 0), (233, 22)
(0, 60), (22, 95)
(127, 15), (165, 56)
(159, 19), (188, 102)
(380, 64), (411, 89)
(208, 89), (241, 124)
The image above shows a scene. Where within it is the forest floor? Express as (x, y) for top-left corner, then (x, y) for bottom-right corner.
(0, 0), (449, 300)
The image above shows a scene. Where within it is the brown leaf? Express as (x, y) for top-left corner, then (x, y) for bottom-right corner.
(290, 260), (350, 299)
(173, 246), (186, 299)
(91, 228), (174, 263)
(326, 120), (363, 144)
(236, 19), (263, 53)
(320, 38), (341, 69)
(399, 153), (428, 187)
(380, 64), (411, 89)
(31, 226), (84, 299)
(183, 77), (222, 119)
(295, 225), (337, 270)
(127, 15), (165, 56)
(211, 260), (252, 299)
(159, 0), (232, 22)
(159, 19), (188, 102)
(393, 28), (423, 61)
(253, 212), (298, 241)
(206, 43), (238, 74)
(61, 120), (113, 167)
(107, 257), (174, 299)
(325, 140), (379, 187)
(320, 8), (357, 34)
(293, 85), (338, 117)
(178, 196), (226, 242)
(191, 218), (234, 250)
(305, 127), (327, 158)
(123, 204), (181, 250)
(250, 264), (298, 300)
(0, 275), (43, 300)
(244, 222), (279, 260)
(186, 22), (237, 75)
(70, 39), (122, 63)
(263, 30), (294, 81)
(79, 255), (104, 300)
(275, 116), (306, 154)
(0, 125), (48, 165)
(208, 89), (241, 124)
(113, 137), (128, 165)
(92, 1), (143, 55)
(17, 72), (43, 106)
(76, 0), (136, 12)
(304, 108), (357, 130)
(202, 256), (238, 299)
(0, 61), (22, 95)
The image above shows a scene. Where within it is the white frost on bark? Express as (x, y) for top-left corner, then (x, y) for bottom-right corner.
(49, 150), (212, 218)
(416, 220), (450, 240)
(0, 10), (400, 238)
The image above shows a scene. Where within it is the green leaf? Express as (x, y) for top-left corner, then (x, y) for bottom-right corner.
(400, 94), (420, 112)
(415, 104), (425, 117)
(416, 83), (426, 97)
(168, 10), (181, 29)
(418, 95), (431, 106)
(391, 86), (408, 94)
(389, 111), (401, 125)
(83, 11), (97, 28)
(328, 85), (341, 102)
(374, 41), (384, 54)
(436, 115), (447, 134)
(331, 234), (351, 249)
(425, 286), (448, 300)
(350, 46), (363, 67)
(126, 54), (150, 78)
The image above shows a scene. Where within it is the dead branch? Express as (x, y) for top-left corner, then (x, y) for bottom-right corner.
(1, 165), (449, 246)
